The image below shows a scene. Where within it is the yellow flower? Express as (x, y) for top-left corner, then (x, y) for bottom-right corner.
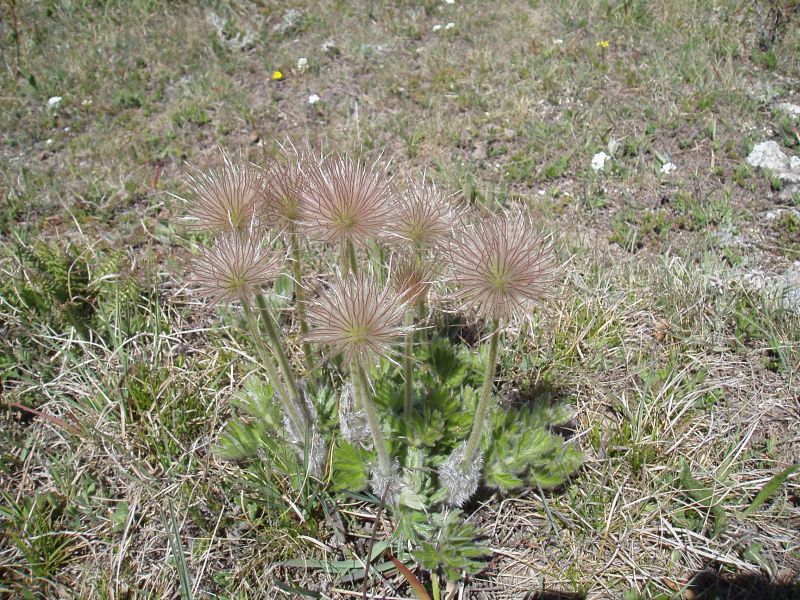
(597, 40), (609, 49)
(272, 70), (283, 80)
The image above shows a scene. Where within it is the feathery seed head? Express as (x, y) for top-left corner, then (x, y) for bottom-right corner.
(395, 179), (454, 248)
(301, 154), (396, 246)
(183, 151), (266, 233)
(190, 232), (281, 305)
(391, 254), (434, 305)
(306, 273), (409, 364)
(447, 210), (559, 321)
(262, 142), (315, 228)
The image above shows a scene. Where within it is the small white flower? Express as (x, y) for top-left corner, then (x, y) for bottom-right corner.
(591, 151), (610, 172)
(308, 93), (320, 105)
(445, 0), (455, 4)
(445, 22), (455, 30)
(432, 24), (442, 32)
(81, 98), (92, 107)
(47, 96), (62, 109)
(660, 162), (676, 175)
(296, 57), (308, 73)
(553, 38), (564, 45)
(45, 138), (54, 146)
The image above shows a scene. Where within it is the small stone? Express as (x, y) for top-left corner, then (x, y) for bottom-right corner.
(320, 39), (339, 55)
(274, 8), (302, 34)
(775, 102), (800, 117)
(591, 151), (610, 172)
(746, 141), (790, 172)
(471, 143), (487, 160)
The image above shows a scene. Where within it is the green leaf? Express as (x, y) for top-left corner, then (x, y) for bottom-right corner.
(331, 441), (370, 492)
(678, 462), (728, 537)
(740, 463), (799, 517)
(484, 470), (523, 492)
(273, 272), (295, 305)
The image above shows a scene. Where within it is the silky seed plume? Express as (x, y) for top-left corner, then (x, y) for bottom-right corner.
(306, 274), (409, 364)
(395, 179), (453, 249)
(190, 232), (281, 305)
(447, 210), (559, 321)
(301, 153), (396, 247)
(183, 150), (266, 233)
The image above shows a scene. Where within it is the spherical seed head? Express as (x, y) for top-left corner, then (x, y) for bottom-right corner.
(447, 210), (559, 321)
(300, 154), (396, 246)
(261, 142), (313, 228)
(391, 254), (434, 305)
(306, 274), (409, 364)
(183, 151), (266, 233)
(395, 179), (454, 248)
(190, 232), (281, 304)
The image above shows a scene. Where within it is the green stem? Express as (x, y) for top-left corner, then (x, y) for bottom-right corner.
(345, 238), (359, 276)
(288, 227), (314, 376)
(413, 246), (428, 342)
(432, 571), (441, 600)
(403, 311), (414, 419)
(241, 299), (306, 434)
(460, 322), (501, 470)
(352, 359), (392, 477)
(255, 293), (314, 426)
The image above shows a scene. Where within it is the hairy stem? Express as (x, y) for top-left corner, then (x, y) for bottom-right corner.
(352, 359), (392, 477)
(403, 311), (414, 419)
(345, 238), (359, 276)
(255, 293), (314, 426)
(288, 226), (314, 375)
(460, 322), (501, 470)
(241, 299), (306, 434)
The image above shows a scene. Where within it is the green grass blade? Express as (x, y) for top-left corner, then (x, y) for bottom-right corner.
(740, 464), (799, 517)
(165, 501), (193, 599)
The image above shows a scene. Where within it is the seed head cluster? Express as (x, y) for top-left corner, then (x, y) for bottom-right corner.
(306, 274), (409, 364)
(447, 210), (558, 321)
(181, 144), (567, 511)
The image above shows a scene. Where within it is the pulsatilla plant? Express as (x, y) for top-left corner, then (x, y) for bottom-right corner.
(176, 145), (582, 593)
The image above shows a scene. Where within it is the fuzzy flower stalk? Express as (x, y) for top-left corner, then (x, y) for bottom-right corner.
(190, 231), (323, 475)
(261, 142), (315, 375)
(391, 255), (434, 417)
(440, 210), (559, 506)
(306, 273), (410, 504)
(301, 153), (396, 276)
(393, 179), (452, 416)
